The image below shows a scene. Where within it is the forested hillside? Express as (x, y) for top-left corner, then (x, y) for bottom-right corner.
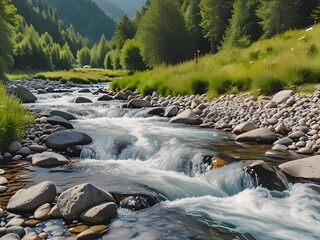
(107, 0), (147, 17)
(45, 0), (116, 42)
(93, 0), (126, 21)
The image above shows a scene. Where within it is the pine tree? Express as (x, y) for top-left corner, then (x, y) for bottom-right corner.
(223, 0), (262, 48)
(137, 0), (189, 67)
(112, 15), (137, 50)
(256, 0), (302, 39)
(199, 0), (234, 53)
(76, 46), (91, 66)
(96, 35), (110, 67)
(0, 0), (21, 78)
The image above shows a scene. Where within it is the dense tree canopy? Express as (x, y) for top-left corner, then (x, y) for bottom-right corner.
(137, 0), (189, 67)
(0, 0), (20, 78)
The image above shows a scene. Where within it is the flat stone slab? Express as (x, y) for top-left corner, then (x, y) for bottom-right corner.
(45, 130), (93, 152)
(235, 128), (278, 144)
(32, 152), (69, 168)
(279, 155), (320, 180)
(7, 181), (56, 212)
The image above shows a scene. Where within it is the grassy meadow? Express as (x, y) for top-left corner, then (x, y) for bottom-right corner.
(7, 68), (125, 83)
(0, 84), (34, 151)
(111, 24), (320, 97)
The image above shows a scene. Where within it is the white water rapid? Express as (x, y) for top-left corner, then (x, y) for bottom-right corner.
(26, 83), (320, 240)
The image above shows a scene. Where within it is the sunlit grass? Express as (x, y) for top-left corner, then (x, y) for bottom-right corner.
(111, 24), (320, 97)
(0, 84), (34, 151)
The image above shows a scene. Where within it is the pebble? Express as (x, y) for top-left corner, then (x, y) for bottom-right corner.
(0, 169), (5, 175)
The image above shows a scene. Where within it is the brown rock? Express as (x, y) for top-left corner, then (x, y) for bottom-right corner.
(76, 225), (109, 240)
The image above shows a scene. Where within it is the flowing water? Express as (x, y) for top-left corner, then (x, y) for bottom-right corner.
(7, 83), (320, 239)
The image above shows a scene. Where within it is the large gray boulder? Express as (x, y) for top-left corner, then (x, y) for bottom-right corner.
(279, 156), (320, 180)
(57, 183), (115, 220)
(11, 84), (37, 103)
(50, 110), (77, 121)
(47, 116), (74, 129)
(74, 97), (92, 103)
(235, 128), (278, 144)
(32, 152), (69, 168)
(80, 202), (117, 224)
(169, 109), (202, 125)
(7, 181), (56, 212)
(272, 90), (294, 104)
(45, 130), (92, 152)
(128, 99), (151, 108)
(164, 106), (179, 118)
(147, 107), (164, 116)
(113, 92), (127, 100)
(233, 121), (257, 135)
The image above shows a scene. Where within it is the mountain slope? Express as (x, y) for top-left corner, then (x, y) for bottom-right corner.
(93, 0), (126, 21)
(45, 0), (116, 42)
(107, 0), (146, 17)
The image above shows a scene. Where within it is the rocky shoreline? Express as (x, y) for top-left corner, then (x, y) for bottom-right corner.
(0, 78), (319, 239)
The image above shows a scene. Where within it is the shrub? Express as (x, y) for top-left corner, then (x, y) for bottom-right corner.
(257, 77), (285, 95)
(213, 78), (233, 95)
(0, 84), (34, 151)
(287, 66), (320, 85)
(235, 77), (252, 92)
(191, 78), (209, 95)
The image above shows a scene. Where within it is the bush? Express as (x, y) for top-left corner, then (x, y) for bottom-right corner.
(213, 78), (233, 95)
(191, 78), (209, 95)
(235, 77), (252, 92)
(0, 84), (34, 151)
(257, 77), (285, 95)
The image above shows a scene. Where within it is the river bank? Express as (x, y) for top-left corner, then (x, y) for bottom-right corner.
(0, 78), (319, 239)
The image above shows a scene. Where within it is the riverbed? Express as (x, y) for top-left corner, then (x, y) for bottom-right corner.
(2, 82), (320, 239)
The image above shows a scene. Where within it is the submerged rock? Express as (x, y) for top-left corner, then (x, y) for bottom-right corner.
(119, 195), (160, 211)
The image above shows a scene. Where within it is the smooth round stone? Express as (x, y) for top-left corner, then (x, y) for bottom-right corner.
(11, 155), (22, 161)
(265, 151), (287, 160)
(272, 144), (288, 152)
(0, 177), (8, 185)
(0, 233), (21, 240)
(29, 145), (47, 153)
(0, 227), (6, 237)
(0, 169), (5, 175)
(6, 218), (25, 228)
(21, 232), (40, 240)
(0, 186), (7, 193)
(296, 141), (306, 148)
(68, 225), (89, 234)
(274, 138), (293, 146)
(0, 209), (4, 219)
(76, 225), (109, 240)
(6, 226), (25, 238)
(34, 203), (51, 220)
(7, 141), (22, 154)
(297, 147), (314, 154)
(24, 219), (40, 227)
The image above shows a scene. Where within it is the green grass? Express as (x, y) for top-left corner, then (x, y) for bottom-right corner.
(7, 68), (126, 84)
(0, 84), (34, 151)
(110, 24), (320, 97)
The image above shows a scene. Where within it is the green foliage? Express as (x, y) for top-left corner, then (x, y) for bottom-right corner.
(223, 0), (262, 48)
(256, 0), (302, 39)
(199, 0), (233, 52)
(256, 77), (284, 95)
(0, 84), (34, 151)
(190, 77), (209, 95)
(120, 39), (145, 74)
(112, 15), (137, 49)
(76, 46), (91, 66)
(0, 0), (21, 78)
(137, 0), (189, 67)
(286, 66), (320, 85)
(108, 50), (121, 70)
(57, 43), (74, 70)
(104, 52), (113, 69)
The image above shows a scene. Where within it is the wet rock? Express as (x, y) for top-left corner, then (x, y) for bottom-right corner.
(15, 147), (31, 157)
(47, 116), (74, 129)
(7, 181), (57, 212)
(297, 147), (313, 155)
(272, 90), (294, 104)
(11, 84), (37, 103)
(97, 95), (113, 101)
(80, 202), (117, 224)
(76, 225), (109, 240)
(272, 144), (288, 152)
(169, 109), (202, 125)
(235, 128), (278, 144)
(29, 145), (47, 153)
(65, 146), (83, 157)
(69, 225), (89, 234)
(0, 228), (6, 238)
(113, 92), (127, 100)
(48, 205), (63, 219)
(32, 152), (69, 168)
(232, 121), (256, 135)
(74, 97), (92, 104)
(78, 88), (91, 93)
(0, 186), (7, 193)
(57, 183), (115, 220)
(45, 130), (92, 152)
(147, 107), (164, 116)
(23, 219), (40, 227)
(288, 131), (306, 140)
(0, 177), (8, 185)
(279, 155), (320, 180)
(79, 147), (96, 159)
(6, 226), (25, 238)
(50, 110), (77, 121)
(0, 209), (4, 218)
(243, 160), (287, 191)
(128, 99), (150, 108)
(265, 151), (287, 160)
(7, 142), (22, 154)
(274, 138), (293, 146)
(164, 106), (179, 118)
(119, 195), (160, 211)
(21, 232), (41, 240)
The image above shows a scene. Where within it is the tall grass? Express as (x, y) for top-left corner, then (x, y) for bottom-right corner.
(0, 84), (34, 151)
(110, 24), (320, 97)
